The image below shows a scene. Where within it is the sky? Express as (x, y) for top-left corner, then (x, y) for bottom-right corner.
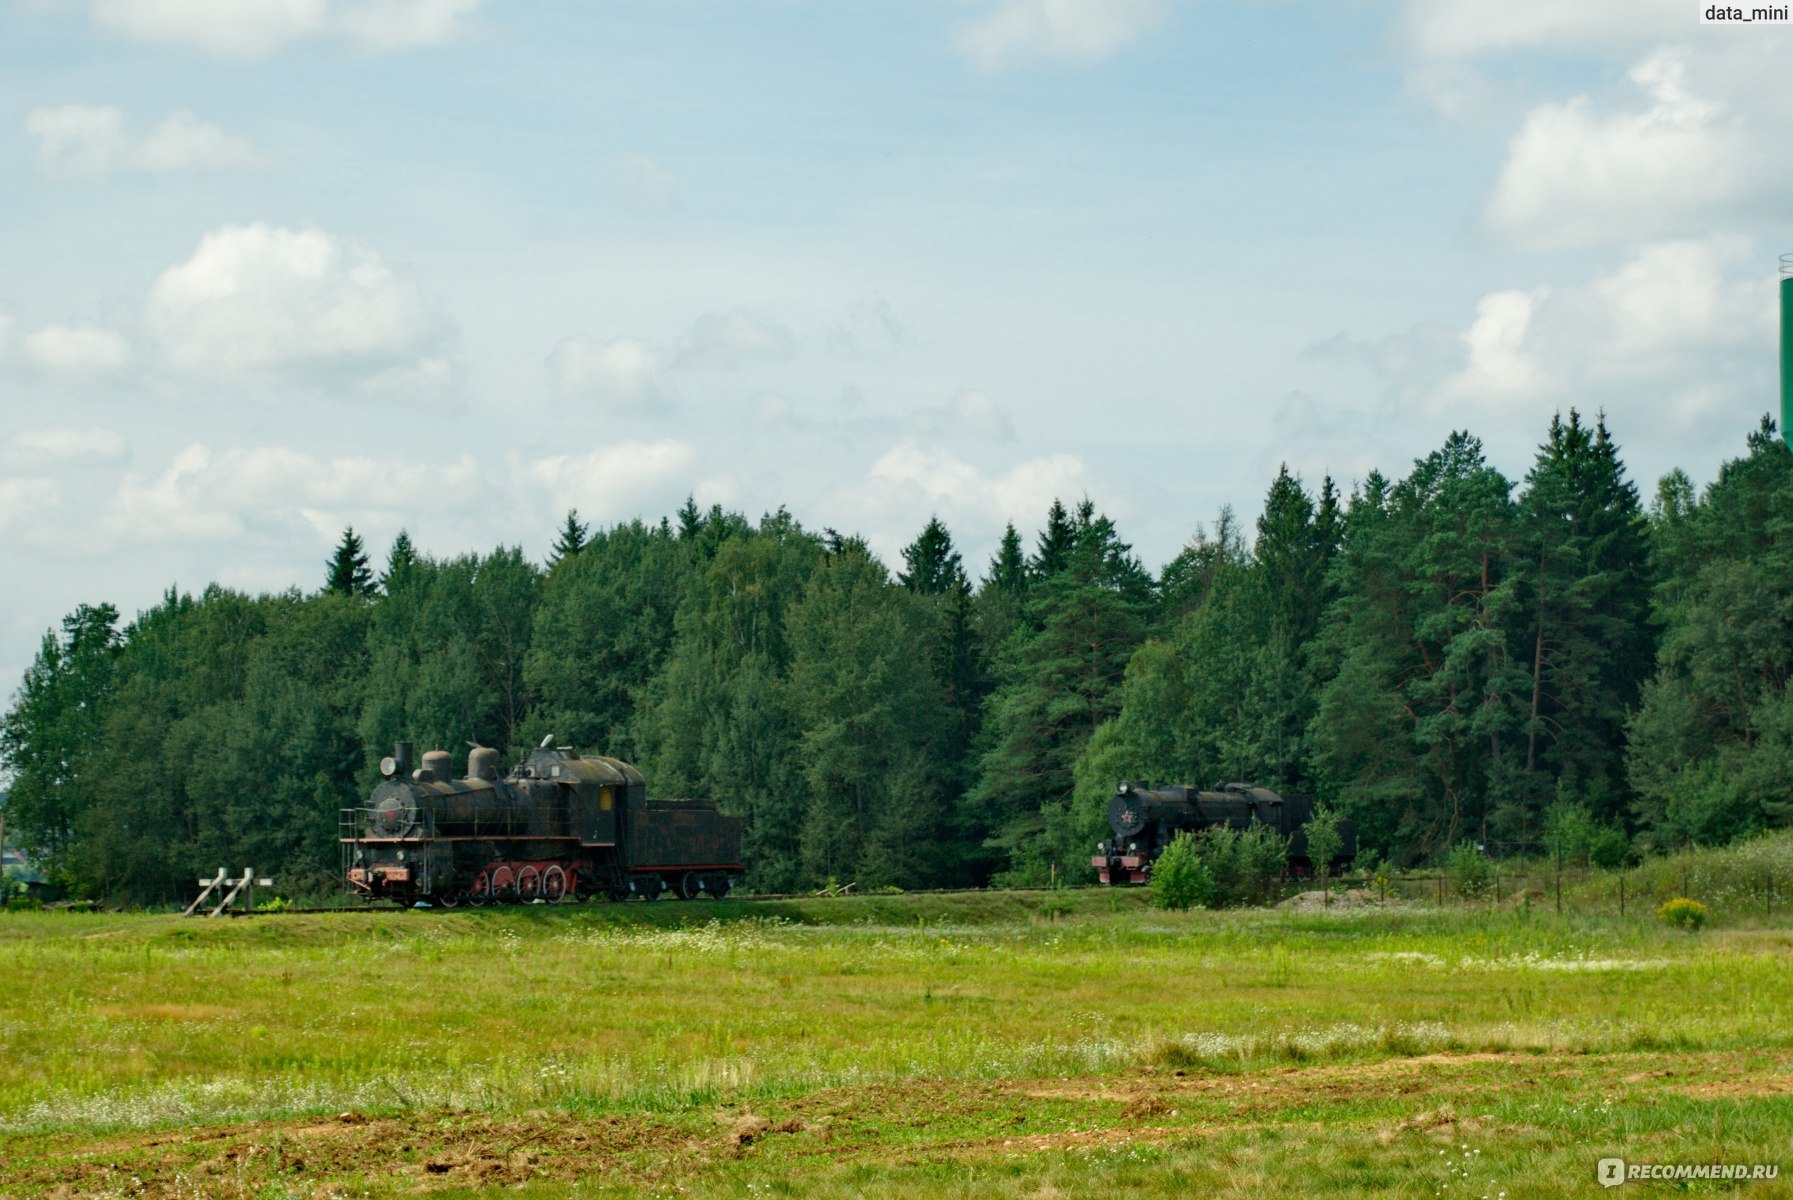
(1, 0), (1790, 704)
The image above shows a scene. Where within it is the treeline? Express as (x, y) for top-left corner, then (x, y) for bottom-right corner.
(4, 412), (1792, 902)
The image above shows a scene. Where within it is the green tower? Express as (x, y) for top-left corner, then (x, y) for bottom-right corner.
(1782, 255), (1793, 440)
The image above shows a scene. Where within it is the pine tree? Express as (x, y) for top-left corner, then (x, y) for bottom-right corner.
(0, 604), (120, 863)
(1627, 416), (1793, 846)
(1160, 506), (1249, 621)
(550, 509), (590, 567)
(1512, 411), (1653, 826)
(899, 516), (962, 594)
(1031, 500), (1076, 580)
(676, 495), (704, 540)
(966, 503), (1151, 881)
(381, 530), (418, 594)
(325, 528), (375, 598)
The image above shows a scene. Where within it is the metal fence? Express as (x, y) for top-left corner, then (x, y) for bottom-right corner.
(1296, 859), (1788, 920)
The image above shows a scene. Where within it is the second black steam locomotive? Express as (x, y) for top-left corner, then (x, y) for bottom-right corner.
(1093, 780), (1355, 884)
(341, 739), (743, 905)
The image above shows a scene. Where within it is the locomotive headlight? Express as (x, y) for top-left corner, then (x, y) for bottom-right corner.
(396, 849), (407, 862)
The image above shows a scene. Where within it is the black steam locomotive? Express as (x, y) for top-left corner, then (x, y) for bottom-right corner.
(1093, 780), (1355, 884)
(341, 739), (743, 905)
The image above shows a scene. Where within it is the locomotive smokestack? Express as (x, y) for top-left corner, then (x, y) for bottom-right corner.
(393, 740), (413, 777)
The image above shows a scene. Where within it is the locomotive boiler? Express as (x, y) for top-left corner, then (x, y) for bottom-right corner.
(1093, 780), (1355, 884)
(341, 738), (743, 905)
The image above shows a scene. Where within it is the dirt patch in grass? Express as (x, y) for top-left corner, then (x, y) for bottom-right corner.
(1675, 1074), (1793, 1100)
(9, 1050), (1791, 1196)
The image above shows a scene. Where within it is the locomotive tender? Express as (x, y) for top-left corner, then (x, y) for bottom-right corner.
(341, 739), (743, 905)
(1093, 780), (1356, 884)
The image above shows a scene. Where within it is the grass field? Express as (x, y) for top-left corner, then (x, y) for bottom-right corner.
(3, 887), (1792, 1198)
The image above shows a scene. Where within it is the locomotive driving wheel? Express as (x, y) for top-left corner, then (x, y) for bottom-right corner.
(437, 891), (461, 908)
(517, 865), (541, 901)
(541, 864), (567, 903)
(469, 870), (492, 906)
(489, 864), (516, 903)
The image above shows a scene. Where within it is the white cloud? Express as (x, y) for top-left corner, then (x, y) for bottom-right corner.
(144, 223), (448, 383)
(1443, 287), (1548, 401)
(673, 310), (797, 371)
(955, 0), (1166, 71)
(857, 440), (1087, 531)
(1399, 0), (1684, 61)
(0, 479), (61, 531)
(520, 440), (699, 524)
(89, 0), (479, 59)
(101, 443), (483, 546)
(329, 0), (479, 53)
(8, 428), (128, 463)
(546, 335), (666, 409)
(25, 105), (263, 179)
(19, 324), (133, 378)
(1486, 52), (1754, 250)
(1319, 238), (1771, 437)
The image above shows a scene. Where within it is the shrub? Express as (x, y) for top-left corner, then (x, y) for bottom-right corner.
(1446, 841), (1494, 900)
(254, 896), (292, 913)
(1151, 833), (1215, 912)
(1588, 824), (1632, 870)
(1657, 896), (1708, 931)
(1195, 824), (1289, 907)
(1302, 804), (1344, 889)
(1543, 801), (1597, 866)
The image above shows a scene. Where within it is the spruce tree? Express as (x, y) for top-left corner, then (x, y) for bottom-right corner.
(325, 527), (375, 598)
(1513, 411), (1653, 824)
(380, 530), (418, 594)
(550, 509), (590, 566)
(1031, 500), (1076, 580)
(899, 516), (962, 594)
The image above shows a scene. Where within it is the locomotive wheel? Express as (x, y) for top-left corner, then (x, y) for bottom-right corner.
(489, 865), (516, 903)
(608, 882), (631, 903)
(469, 871), (492, 906)
(638, 875), (663, 901)
(437, 891), (462, 909)
(542, 865), (567, 903)
(679, 872), (704, 901)
(517, 865), (541, 901)
(706, 875), (732, 899)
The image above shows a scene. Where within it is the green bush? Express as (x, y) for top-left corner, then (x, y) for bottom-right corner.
(1657, 896), (1708, 931)
(1543, 801), (1598, 866)
(1151, 833), (1215, 912)
(4, 894), (43, 913)
(1446, 841), (1494, 900)
(1196, 824), (1287, 907)
(1587, 824), (1632, 870)
(254, 896), (292, 913)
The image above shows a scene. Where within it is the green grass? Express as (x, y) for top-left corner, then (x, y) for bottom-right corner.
(4, 890), (1793, 1197)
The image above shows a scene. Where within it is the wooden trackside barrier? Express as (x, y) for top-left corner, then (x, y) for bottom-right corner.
(184, 868), (274, 918)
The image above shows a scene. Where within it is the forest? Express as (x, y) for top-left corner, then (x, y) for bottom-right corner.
(4, 410), (1792, 903)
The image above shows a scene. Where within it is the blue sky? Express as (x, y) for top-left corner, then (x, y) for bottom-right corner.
(1, 0), (1788, 704)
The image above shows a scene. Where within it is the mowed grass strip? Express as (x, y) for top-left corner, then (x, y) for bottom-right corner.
(2, 891), (1793, 1196)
